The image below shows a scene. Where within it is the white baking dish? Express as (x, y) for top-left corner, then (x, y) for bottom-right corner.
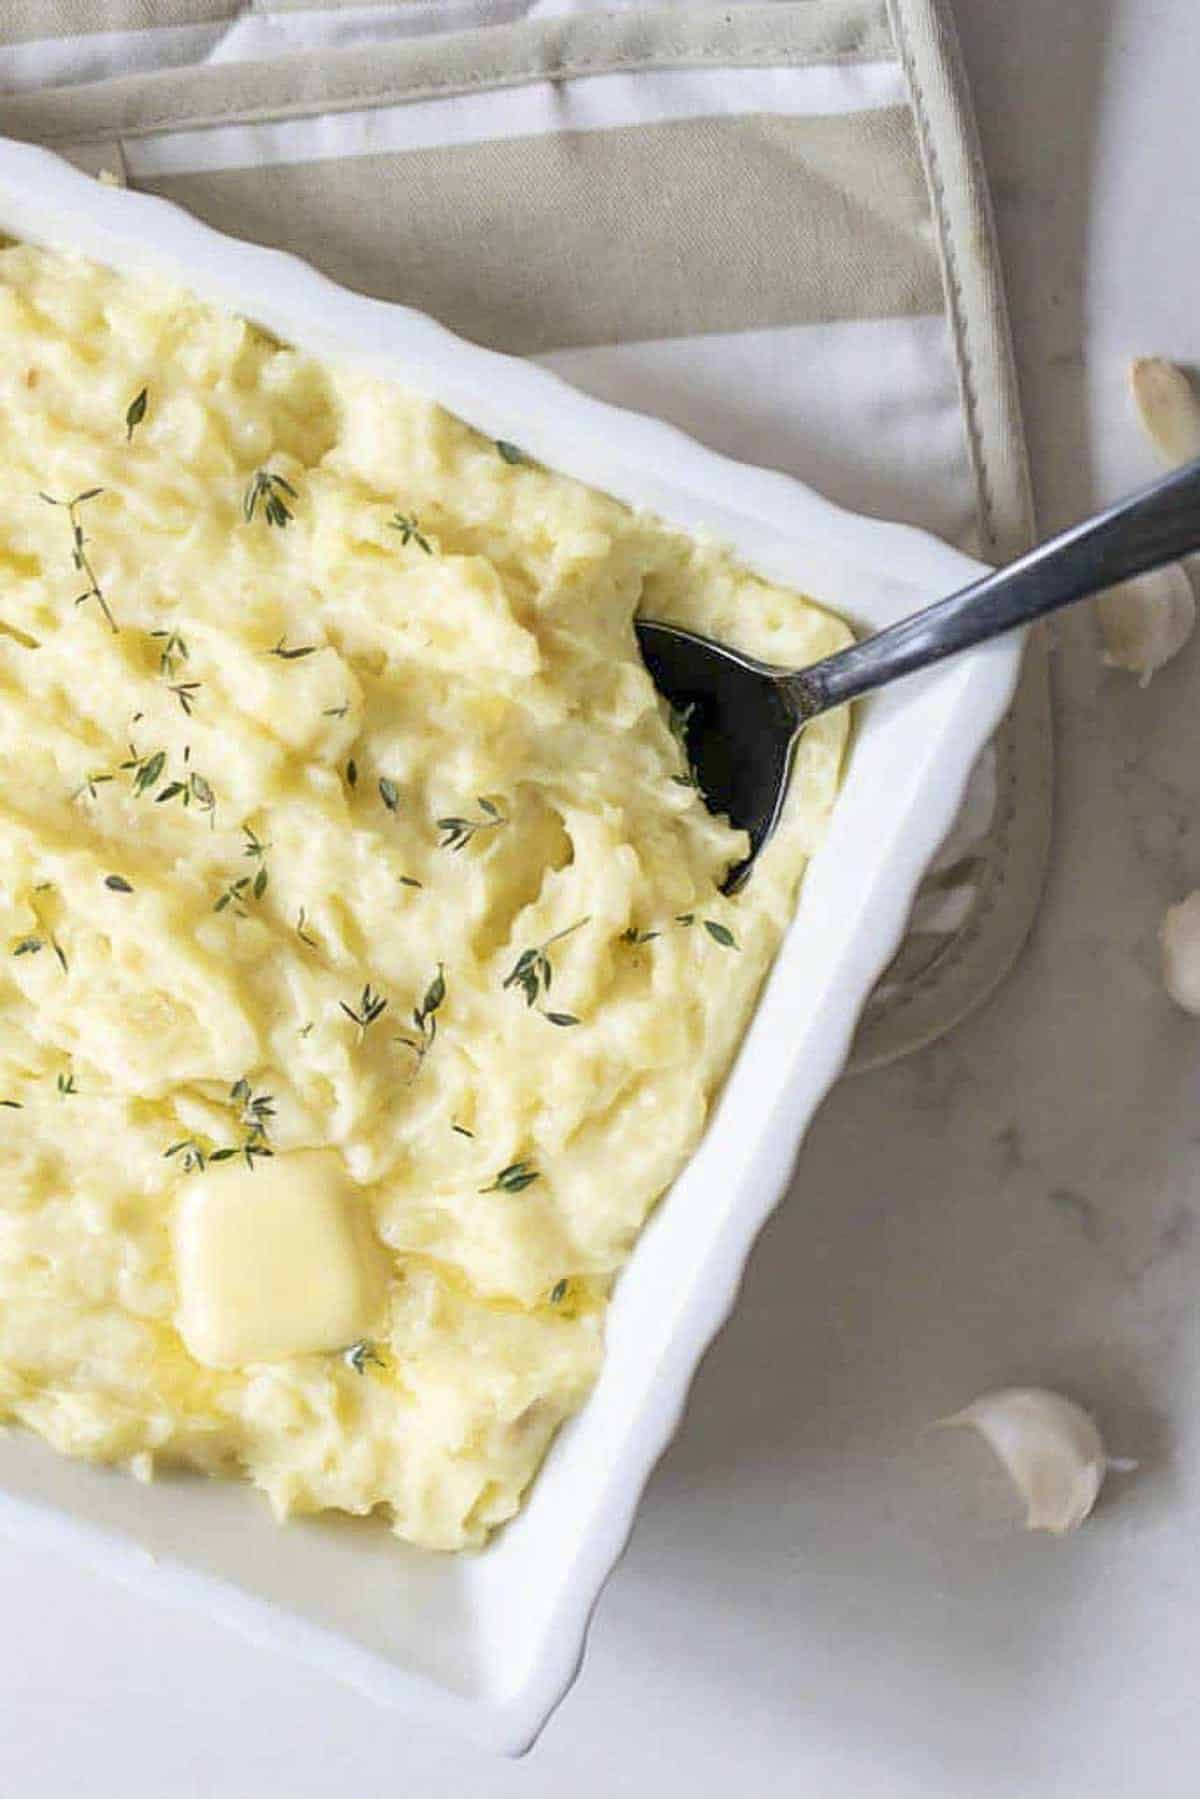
(0, 136), (1022, 1754)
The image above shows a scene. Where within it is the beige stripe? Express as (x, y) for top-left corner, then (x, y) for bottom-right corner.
(2, 2), (894, 142)
(142, 108), (937, 353)
(0, 0), (236, 46)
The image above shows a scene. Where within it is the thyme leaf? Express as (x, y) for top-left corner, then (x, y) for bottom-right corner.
(480, 1160), (540, 1194)
(702, 919), (738, 949)
(378, 776), (400, 814)
(125, 387), (148, 441)
(343, 1339), (385, 1375)
(270, 637), (318, 660)
(244, 469), (297, 528)
(104, 874), (133, 893)
(496, 440), (526, 466)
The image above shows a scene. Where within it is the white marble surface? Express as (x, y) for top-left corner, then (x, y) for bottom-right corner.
(4, 2), (1200, 1792)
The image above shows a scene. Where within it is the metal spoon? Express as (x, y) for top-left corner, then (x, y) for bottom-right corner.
(637, 456), (1200, 891)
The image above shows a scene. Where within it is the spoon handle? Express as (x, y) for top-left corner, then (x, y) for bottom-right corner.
(788, 455), (1200, 716)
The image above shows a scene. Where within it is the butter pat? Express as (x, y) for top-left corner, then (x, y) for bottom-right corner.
(173, 1150), (381, 1369)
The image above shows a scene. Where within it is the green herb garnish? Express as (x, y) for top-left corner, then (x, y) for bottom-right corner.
(72, 771), (114, 803)
(702, 920), (738, 949)
(150, 629), (188, 676)
(480, 1160), (540, 1194)
(437, 797), (506, 852)
(340, 982), (388, 1035)
(105, 874), (133, 893)
(451, 1122), (474, 1139)
(125, 387), (148, 441)
(156, 768), (216, 820)
(167, 681), (201, 717)
(244, 469), (297, 528)
(389, 512), (433, 554)
(549, 1279), (569, 1305)
(399, 875), (422, 890)
(323, 703), (350, 720)
(378, 777), (400, 814)
(502, 917), (588, 1018)
(56, 1071), (77, 1097)
(40, 488), (118, 632)
(343, 1339), (385, 1375)
(395, 964), (445, 1075)
(346, 759), (358, 790)
(121, 744), (166, 798)
(13, 937), (41, 957)
(620, 927), (660, 945)
(496, 441), (525, 466)
(164, 1138), (208, 1174)
(295, 908), (317, 947)
(0, 1100), (23, 1109)
(270, 637), (318, 660)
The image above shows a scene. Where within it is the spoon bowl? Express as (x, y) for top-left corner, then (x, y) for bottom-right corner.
(637, 455), (1200, 888)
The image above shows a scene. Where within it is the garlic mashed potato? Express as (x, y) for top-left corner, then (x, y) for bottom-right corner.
(0, 242), (850, 1550)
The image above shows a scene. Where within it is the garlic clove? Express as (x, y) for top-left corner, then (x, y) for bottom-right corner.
(942, 1387), (1107, 1534)
(1160, 891), (1200, 1015)
(1130, 357), (1200, 467)
(1098, 561), (1195, 685)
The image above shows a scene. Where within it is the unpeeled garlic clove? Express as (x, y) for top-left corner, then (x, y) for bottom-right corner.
(942, 1387), (1107, 1533)
(1098, 562), (1195, 685)
(1160, 891), (1200, 1015)
(1130, 357), (1200, 466)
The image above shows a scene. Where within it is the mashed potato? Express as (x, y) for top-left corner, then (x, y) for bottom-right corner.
(0, 242), (850, 1549)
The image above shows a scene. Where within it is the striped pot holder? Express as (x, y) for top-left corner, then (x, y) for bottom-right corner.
(0, 0), (1052, 1069)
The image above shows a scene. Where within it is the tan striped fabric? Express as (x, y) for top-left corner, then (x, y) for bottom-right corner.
(0, 0), (1049, 1067)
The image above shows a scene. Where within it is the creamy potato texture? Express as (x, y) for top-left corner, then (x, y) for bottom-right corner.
(0, 243), (850, 1549)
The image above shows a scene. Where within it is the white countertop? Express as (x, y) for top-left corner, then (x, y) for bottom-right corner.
(5, 2), (1200, 1792)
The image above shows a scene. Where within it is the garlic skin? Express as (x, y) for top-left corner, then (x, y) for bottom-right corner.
(1160, 892), (1200, 1015)
(1098, 562), (1195, 686)
(943, 1387), (1107, 1534)
(1130, 357), (1200, 466)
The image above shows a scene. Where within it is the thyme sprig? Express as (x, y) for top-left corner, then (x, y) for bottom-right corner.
(72, 771), (114, 803)
(121, 744), (166, 797)
(269, 637), (318, 660)
(150, 629), (187, 676)
(166, 1080), (274, 1174)
(390, 512), (433, 554)
(503, 916), (588, 1026)
(395, 965), (445, 1076)
(39, 488), (118, 632)
(244, 469), (297, 528)
(340, 982), (388, 1035)
(167, 681), (201, 716)
(437, 797), (506, 852)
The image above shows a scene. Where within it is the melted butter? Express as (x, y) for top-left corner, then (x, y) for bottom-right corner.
(173, 1150), (383, 1368)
